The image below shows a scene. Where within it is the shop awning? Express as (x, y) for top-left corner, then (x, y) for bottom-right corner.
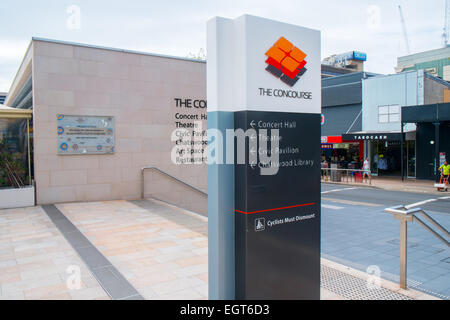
(342, 131), (404, 141)
(0, 104), (32, 119)
(402, 103), (450, 123)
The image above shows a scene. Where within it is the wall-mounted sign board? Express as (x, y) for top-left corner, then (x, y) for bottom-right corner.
(57, 115), (115, 155)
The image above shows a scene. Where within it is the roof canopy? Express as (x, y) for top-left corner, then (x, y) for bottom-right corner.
(402, 103), (450, 123)
(0, 104), (32, 119)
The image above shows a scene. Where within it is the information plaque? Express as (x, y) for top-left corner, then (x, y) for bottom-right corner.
(57, 115), (115, 155)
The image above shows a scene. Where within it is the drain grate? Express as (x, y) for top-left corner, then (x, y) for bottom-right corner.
(321, 265), (413, 300)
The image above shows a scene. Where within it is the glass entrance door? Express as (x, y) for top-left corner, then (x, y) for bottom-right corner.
(370, 141), (382, 176)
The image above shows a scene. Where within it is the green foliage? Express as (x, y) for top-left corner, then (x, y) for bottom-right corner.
(0, 138), (27, 188)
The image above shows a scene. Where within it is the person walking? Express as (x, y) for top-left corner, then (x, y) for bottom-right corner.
(363, 157), (371, 183)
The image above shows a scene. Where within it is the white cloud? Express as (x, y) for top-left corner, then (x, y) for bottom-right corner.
(0, 40), (30, 92)
(0, 40), (29, 60)
(0, 78), (12, 94)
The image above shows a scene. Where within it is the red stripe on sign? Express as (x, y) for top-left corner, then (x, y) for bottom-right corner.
(235, 202), (315, 215)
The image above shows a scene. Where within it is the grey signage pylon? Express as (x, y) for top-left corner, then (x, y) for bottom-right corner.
(207, 14), (321, 300)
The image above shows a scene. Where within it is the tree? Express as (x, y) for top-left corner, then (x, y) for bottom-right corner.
(187, 48), (206, 60)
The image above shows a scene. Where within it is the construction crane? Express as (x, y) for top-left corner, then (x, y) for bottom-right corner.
(398, 5), (411, 54)
(443, 0), (449, 47)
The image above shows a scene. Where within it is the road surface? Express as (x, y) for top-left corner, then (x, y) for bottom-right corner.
(320, 183), (450, 299)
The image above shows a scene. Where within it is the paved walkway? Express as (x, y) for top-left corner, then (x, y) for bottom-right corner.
(0, 206), (108, 300)
(0, 199), (440, 300)
(57, 200), (208, 300)
(323, 176), (445, 195)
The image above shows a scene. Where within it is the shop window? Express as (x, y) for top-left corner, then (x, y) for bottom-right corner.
(378, 105), (400, 123)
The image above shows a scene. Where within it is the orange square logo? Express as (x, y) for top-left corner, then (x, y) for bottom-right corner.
(265, 37), (308, 87)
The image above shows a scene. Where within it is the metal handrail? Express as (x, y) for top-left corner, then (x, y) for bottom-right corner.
(416, 210), (450, 238)
(321, 168), (372, 185)
(385, 205), (449, 289)
(141, 166), (207, 199)
(321, 168), (368, 172)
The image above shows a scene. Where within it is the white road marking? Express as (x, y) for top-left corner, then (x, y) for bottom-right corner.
(439, 196), (450, 200)
(322, 197), (381, 207)
(321, 187), (359, 195)
(321, 204), (344, 210)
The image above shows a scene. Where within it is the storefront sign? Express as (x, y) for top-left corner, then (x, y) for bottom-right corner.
(321, 136), (343, 143)
(57, 115), (115, 155)
(342, 132), (403, 142)
(334, 143), (350, 149)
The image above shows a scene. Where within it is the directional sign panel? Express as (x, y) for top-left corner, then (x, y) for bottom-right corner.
(234, 111), (321, 300)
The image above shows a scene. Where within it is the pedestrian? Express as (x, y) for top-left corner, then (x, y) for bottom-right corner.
(363, 157), (371, 183)
(439, 160), (450, 181)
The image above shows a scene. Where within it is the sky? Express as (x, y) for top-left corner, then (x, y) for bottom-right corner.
(0, 0), (447, 93)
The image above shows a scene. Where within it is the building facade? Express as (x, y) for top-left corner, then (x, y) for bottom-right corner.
(322, 51), (367, 72)
(321, 72), (376, 169)
(344, 70), (450, 178)
(402, 103), (450, 180)
(396, 46), (450, 81)
(0, 92), (6, 105)
(5, 38), (207, 212)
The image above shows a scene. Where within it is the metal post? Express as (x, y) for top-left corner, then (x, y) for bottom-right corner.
(141, 169), (145, 199)
(401, 122), (404, 181)
(434, 122), (440, 178)
(400, 220), (407, 289)
(27, 118), (32, 186)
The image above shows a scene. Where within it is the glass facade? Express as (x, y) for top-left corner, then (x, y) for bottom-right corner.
(0, 118), (32, 188)
(321, 142), (363, 169)
(369, 140), (405, 176)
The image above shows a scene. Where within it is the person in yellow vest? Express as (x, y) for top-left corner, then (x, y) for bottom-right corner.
(439, 160), (450, 180)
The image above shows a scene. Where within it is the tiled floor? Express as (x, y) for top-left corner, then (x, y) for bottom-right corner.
(57, 200), (208, 300)
(0, 206), (108, 300)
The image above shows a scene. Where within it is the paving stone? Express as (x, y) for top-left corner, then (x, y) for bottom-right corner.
(70, 287), (109, 300)
(150, 277), (204, 296)
(0, 206), (107, 300)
